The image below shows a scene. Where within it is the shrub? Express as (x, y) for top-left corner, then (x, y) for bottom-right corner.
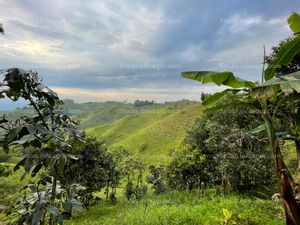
(166, 99), (275, 192)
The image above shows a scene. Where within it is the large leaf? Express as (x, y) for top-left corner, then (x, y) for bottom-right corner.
(66, 199), (83, 213)
(181, 71), (256, 88)
(250, 124), (266, 134)
(253, 71), (300, 98)
(202, 89), (231, 106)
(204, 100), (259, 113)
(288, 12), (300, 34)
(32, 205), (45, 225)
(46, 205), (61, 216)
(6, 126), (24, 144)
(252, 84), (281, 99)
(264, 37), (300, 80)
(14, 158), (26, 172)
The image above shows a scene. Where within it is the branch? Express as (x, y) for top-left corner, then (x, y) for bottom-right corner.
(28, 96), (49, 131)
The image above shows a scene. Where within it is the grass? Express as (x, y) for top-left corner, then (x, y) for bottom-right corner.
(0, 148), (20, 164)
(87, 104), (203, 165)
(66, 190), (284, 225)
(87, 108), (171, 145)
(0, 164), (41, 205)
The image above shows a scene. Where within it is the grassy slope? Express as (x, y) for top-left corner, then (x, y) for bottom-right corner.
(0, 165), (41, 205)
(67, 102), (133, 130)
(66, 190), (284, 225)
(2, 101), (133, 130)
(87, 104), (203, 165)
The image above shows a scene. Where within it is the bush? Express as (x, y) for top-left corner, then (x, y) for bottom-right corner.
(0, 163), (12, 177)
(123, 156), (147, 200)
(146, 165), (167, 194)
(61, 138), (114, 206)
(166, 99), (276, 192)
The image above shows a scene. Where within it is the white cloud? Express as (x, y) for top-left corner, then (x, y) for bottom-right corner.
(0, 0), (298, 106)
(52, 85), (226, 103)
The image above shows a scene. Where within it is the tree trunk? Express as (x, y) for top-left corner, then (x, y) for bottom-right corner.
(294, 140), (300, 200)
(264, 116), (300, 225)
(49, 177), (57, 225)
(275, 142), (300, 225)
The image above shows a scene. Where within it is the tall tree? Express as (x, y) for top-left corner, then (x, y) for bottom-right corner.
(0, 68), (83, 224)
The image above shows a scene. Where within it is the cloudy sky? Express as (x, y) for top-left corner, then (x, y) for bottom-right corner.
(0, 0), (299, 109)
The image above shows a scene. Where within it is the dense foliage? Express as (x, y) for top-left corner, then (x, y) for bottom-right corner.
(60, 138), (113, 207)
(265, 37), (300, 76)
(166, 101), (275, 192)
(123, 156), (147, 200)
(0, 69), (118, 224)
(181, 12), (300, 224)
(146, 165), (167, 194)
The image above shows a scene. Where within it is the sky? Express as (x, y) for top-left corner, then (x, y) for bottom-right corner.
(0, 0), (300, 110)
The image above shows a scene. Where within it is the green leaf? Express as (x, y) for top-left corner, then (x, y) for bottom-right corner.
(10, 134), (36, 145)
(254, 71), (300, 98)
(46, 205), (61, 216)
(204, 101), (258, 113)
(181, 71), (256, 88)
(31, 164), (43, 177)
(223, 208), (232, 219)
(69, 199), (83, 213)
(55, 154), (67, 176)
(6, 126), (24, 144)
(250, 124), (266, 134)
(202, 89), (233, 106)
(288, 12), (300, 34)
(264, 37), (300, 80)
(14, 158), (26, 172)
(27, 184), (37, 191)
(295, 108), (300, 132)
(32, 207), (44, 225)
(252, 84), (280, 99)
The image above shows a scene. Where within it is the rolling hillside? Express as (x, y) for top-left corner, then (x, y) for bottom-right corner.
(87, 103), (204, 165)
(2, 100), (133, 130)
(1, 100), (201, 165)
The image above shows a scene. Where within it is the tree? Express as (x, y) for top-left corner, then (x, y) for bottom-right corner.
(265, 37), (300, 76)
(200, 93), (207, 101)
(181, 12), (300, 225)
(146, 165), (167, 194)
(104, 147), (129, 203)
(166, 102), (274, 192)
(60, 138), (113, 207)
(0, 68), (83, 224)
(122, 156), (147, 200)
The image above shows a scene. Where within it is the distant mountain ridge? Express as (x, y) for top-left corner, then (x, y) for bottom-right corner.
(1, 99), (198, 130)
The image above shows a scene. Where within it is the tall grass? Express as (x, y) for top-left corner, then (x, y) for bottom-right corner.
(66, 190), (284, 225)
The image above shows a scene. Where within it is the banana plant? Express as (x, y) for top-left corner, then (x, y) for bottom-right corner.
(182, 12), (300, 225)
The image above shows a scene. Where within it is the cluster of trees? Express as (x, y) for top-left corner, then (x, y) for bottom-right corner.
(0, 69), (147, 224)
(133, 100), (155, 107)
(165, 101), (275, 193)
(180, 12), (300, 225)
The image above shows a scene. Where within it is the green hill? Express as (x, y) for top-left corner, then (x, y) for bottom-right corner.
(1, 100), (201, 165)
(87, 103), (204, 165)
(2, 99), (197, 131)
